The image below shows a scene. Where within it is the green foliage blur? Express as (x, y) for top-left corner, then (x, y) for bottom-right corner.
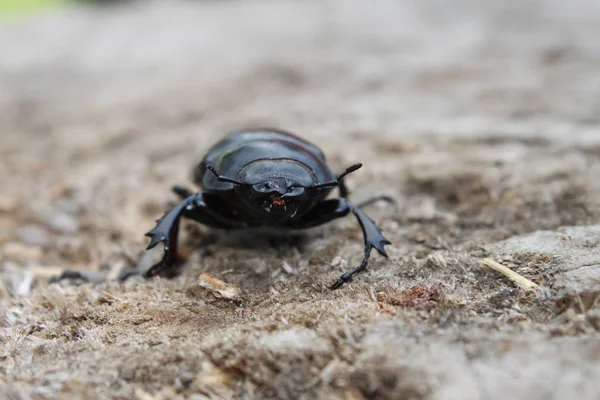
(0, 0), (131, 18)
(0, 0), (66, 17)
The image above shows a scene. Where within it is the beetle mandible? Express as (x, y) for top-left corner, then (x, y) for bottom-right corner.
(144, 128), (393, 289)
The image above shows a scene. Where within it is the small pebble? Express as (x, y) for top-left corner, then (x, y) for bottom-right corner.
(330, 256), (348, 270)
(281, 261), (294, 274)
(96, 291), (120, 304)
(0, 261), (34, 296)
(16, 225), (51, 247)
(331, 256), (343, 267)
(47, 212), (78, 233)
(196, 273), (243, 305)
(16, 269), (34, 296)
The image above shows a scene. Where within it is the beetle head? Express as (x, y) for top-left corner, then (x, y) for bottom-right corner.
(233, 161), (316, 221)
(244, 178), (299, 217)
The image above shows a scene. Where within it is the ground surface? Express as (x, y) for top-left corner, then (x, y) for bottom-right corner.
(1, 1), (600, 399)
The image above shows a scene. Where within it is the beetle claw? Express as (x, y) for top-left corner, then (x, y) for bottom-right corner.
(368, 228), (391, 257)
(142, 194), (199, 279)
(145, 217), (170, 250)
(144, 230), (171, 278)
(349, 203), (391, 258)
(145, 231), (166, 250)
(372, 239), (391, 258)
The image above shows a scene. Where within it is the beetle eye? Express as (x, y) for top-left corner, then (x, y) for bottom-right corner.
(281, 186), (306, 198)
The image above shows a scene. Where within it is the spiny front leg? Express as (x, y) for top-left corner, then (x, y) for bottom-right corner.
(329, 202), (391, 289)
(287, 198), (391, 289)
(142, 191), (248, 280)
(144, 194), (197, 278)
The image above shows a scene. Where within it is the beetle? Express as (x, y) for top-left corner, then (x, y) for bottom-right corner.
(143, 128), (392, 289)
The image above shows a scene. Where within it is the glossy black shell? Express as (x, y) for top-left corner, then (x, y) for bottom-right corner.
(194, 129), (336, 191)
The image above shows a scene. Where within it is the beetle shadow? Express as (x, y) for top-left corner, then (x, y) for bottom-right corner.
(169, 224), (338, 288)
(190, 226), (315, 253)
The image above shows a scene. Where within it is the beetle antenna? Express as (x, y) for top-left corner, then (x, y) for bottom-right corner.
(309, 163), (362, 190)
(206, 165), (249, 186)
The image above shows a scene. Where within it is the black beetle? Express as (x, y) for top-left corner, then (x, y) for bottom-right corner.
(144, 128), (392, 289)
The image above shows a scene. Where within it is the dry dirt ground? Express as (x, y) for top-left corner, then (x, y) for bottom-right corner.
(1, 1), (600, 399)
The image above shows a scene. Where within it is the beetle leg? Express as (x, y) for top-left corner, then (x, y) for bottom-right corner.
(172, 185), (194, 199)
(288, 198), (391, 289)
(356, 195), (396, 208)
(338, 180), (349, 198)
(338, 181), (395, 209)
(328, 202), (391, 289)
(144, 194), (196, 278)
(143, 192), (247, 279)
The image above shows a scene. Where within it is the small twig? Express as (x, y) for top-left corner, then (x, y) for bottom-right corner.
(481, 258), (538, 292)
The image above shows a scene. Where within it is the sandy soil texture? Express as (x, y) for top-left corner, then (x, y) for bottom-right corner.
(1, 1), (600, 399)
